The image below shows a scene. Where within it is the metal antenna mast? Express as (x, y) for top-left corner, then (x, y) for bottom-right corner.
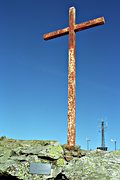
(111, 139), (117, 151)
(97, 119), (108, 151)
(101, 121), (105, 147)
(86, 137), (91, 150)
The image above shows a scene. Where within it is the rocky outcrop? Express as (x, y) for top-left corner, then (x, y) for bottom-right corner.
(0, 136), (120, 179)
(63, 150), (120, 179)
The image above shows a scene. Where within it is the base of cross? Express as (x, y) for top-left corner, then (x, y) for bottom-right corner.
(67, 145), (77, 150)
(63, 144), (81, 151)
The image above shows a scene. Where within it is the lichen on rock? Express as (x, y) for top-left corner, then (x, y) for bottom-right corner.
(0, 137), (120, 179)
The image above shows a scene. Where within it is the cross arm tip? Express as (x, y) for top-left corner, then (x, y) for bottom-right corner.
(95, 16), (105, 25)
(101, 16), (105, 24)
(43, 33), (54, 40)
(43, 34), (48, 40)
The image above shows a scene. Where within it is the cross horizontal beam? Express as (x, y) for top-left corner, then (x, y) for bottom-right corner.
(43, 17), (105, 40)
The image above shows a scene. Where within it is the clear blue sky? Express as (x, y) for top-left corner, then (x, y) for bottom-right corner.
(0, 0), (120, 151)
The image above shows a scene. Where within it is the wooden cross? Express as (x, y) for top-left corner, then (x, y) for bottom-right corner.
(43, 7), (105, 148)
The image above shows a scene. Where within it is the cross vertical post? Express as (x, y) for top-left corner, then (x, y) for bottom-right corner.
(101, 121), (105, 147)
(43, 7), (105, 148)
(68, 7), (76, 147)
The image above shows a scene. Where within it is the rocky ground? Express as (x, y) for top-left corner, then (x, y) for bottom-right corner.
(0, 136), (120, 180)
